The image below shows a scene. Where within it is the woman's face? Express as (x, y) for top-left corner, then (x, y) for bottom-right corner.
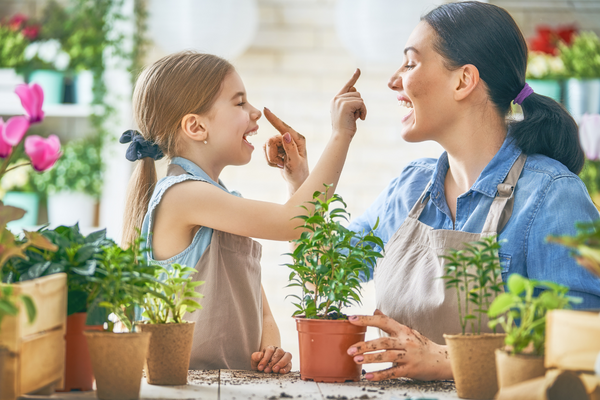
(388, 21), (459, 143)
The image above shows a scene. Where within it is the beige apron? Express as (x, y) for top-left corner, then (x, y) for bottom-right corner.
(167, 165), (263, 370)
(374, 154), (526, 344)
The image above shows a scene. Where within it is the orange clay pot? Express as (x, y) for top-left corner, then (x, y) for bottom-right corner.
(295, 317), (366, 383)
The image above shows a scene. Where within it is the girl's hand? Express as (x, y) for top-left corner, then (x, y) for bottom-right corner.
(331, 68), (367, 139)
(347, 310), (452, 381)
(251, 345), (293, 374)
(263, 108), (309, 193)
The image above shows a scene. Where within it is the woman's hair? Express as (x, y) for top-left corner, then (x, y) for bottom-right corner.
(422, 2), (583, 174)
(122, 51), (234, 246)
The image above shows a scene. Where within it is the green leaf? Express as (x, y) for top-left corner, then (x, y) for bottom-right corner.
(507, 274), (527, 295)
(20, 295), (36, 324)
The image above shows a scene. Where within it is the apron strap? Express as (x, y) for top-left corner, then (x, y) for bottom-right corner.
(407, 182), (433, 219)
(481, 153), (527, 235)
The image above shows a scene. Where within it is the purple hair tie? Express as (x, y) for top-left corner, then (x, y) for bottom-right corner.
(514, 83), (534, 105)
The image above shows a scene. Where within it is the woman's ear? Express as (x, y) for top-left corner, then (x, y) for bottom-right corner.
(454, 64), (480, 101)
(181, 114), (208, 142)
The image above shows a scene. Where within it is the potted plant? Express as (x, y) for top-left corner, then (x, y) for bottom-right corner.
(137, 263), (203, 385)
(488, 273), (579, 390)
(285, 185), (384, 383)
(84, 236), (161, 400)
(440, 236), (505, 400)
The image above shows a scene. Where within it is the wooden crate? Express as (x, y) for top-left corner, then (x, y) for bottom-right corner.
(0, 273), (67, 400)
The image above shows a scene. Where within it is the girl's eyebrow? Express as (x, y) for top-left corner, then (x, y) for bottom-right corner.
(230, 91), (245, 100)
(404, 46), (419, 55)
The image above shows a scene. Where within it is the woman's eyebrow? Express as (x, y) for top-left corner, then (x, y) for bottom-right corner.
(404, 46), (419, 55)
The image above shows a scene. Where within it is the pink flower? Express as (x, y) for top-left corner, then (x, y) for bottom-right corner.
(22, 24), (40, 40)
(0, 116), (29, 158)
(15, 83), (45, 124)
(579, 114), (600, 161)
(24, 135), (61, 171)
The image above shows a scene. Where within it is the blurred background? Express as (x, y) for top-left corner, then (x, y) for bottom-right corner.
(1, 0), (599, 371)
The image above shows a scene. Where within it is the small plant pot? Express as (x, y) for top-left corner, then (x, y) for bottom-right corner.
(136, 322), (195, 385)
(444, 333), (506, 399)
(58, 313), (103, 392)
(495, 348), (545, 389)
(84, 331), (151, 400)
(0, 346), (8, 388)
(296, 317), (366, 383)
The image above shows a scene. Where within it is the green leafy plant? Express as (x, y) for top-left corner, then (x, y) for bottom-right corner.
(0, 285), (36, 330)
(441, 236), (504, 335)
(285, 185), (384, 320)
(141, 263), (203, 324)
(488, 273), (580, 356)
(547, 219), (600, 279)
(559, 31), (600, 79)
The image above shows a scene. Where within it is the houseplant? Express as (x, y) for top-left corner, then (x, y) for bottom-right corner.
(440, 235), (505, 400)
(488, 273), (579, 389)
(285, 185), (384, 382)
(137, 263), (203, 385)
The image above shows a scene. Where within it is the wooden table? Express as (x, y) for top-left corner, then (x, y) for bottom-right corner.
(20, 370), (460, 400)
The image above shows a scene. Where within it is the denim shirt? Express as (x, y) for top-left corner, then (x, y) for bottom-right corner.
(348, 137), (600, 309)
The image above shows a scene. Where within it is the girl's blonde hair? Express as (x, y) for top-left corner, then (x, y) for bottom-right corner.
(122, 51), (234, 246)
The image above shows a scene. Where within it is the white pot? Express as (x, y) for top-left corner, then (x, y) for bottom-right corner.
(76, 70), (94, 105)
(48, 191), (96, 227)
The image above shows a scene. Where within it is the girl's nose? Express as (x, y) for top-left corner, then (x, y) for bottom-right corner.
(251, 105), (262, 120)
(388, 69), (402, 91)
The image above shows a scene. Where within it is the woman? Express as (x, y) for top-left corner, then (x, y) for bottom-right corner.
(263, 2), (600, 381)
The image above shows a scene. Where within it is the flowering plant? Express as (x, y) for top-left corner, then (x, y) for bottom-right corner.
(24, 39), (70, 72)
(559, 31), (600, 79)
(526, 51), (566, 80)
(577, 114), (600, 196)
(0, 14), (40, 69)
(529, 25), (577, 56)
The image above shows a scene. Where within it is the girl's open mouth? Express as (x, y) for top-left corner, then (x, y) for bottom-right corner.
(243, 127), (258, 148)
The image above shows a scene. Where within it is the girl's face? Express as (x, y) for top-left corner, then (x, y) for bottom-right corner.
(388, 21), (458, 143)
(206, 71), (262, 166)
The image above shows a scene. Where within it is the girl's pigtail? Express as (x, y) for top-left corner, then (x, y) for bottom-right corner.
(509, 94), (584, 174)
(122, 157), (158, 247)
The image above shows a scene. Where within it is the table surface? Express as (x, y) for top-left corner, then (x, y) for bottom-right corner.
(21, 370), (460, 400)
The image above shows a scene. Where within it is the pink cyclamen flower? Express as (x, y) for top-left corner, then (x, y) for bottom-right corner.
(0, 118), (12, 158)
(0, 116), (29, 158)
(25, 135), (61, 171)
(15, 83), (45, 124)
(579, 113), (600, 161)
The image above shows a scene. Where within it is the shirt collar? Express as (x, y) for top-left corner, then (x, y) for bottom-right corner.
(170, 157), (230, 193)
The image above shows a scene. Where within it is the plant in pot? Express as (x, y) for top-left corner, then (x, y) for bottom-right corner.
(488, 273), (579, 390)
(84, 236), (162, 400)
(285, 185), (384, 383)
(137, 263), (203, 385)
(440, 236), (505, 400)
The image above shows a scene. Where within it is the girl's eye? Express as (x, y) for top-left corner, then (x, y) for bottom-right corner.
(237, 101), (246, 106)
(404, 64), (415, 71)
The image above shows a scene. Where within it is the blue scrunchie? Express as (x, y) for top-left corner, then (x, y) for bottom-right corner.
(119, 130), (164, 162)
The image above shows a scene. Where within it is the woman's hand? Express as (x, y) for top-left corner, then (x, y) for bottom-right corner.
(263, 107), (309, 194)
(251, 345), (293, 374)
(347, 310), (452, 381)
(331, 68), (367, 139)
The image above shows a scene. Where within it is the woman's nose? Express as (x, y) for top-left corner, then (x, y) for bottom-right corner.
(388, 70), (402, 91)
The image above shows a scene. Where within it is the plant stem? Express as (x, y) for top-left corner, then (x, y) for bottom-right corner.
(3, 162), (31, 174)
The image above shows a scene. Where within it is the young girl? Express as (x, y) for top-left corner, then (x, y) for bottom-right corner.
(121, 52), (366, 373)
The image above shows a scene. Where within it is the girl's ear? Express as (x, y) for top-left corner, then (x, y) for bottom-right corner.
(453, 64), (480, 101)
(181, 114), (209, 142)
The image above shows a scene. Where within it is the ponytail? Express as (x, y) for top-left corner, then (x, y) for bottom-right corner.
(122, 158), (157, 246)
(509, 93), (584, 174)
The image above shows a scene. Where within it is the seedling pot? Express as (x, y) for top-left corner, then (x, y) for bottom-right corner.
(296, 317), (366, 383)
(495, 369), (589, 400)
(84, 331), (151, 400)
(444, 333), (505, 399)
(136, 322), (195, 385)
(495, 348), (545, 389)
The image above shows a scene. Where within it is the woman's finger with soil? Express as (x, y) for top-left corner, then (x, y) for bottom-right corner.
(348, 336), (402, 355)
(257, 345), (277, 371)
(364, 364), (409, 381)
(353, 349), (408, 365)
(271, 351), (292, 374)
(250, 351), (264, 370)
(263, 136), (284, 168)
(348, 314), (402, 336)
(264, 347), (286, 373)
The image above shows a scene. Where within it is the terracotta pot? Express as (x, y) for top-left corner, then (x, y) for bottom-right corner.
(495, 348), (546, 389)
(444, 333), (506, 399)
(136, 322), (195, 385)
(57, 313), (103, 392)
(84, 331), (151, 400)
(296, 317), (366, 383)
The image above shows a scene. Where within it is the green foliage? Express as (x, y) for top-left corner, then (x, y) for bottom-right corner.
(0, 25), (28, 69)
(547, 219), (600, 279)
(141, 263), (203, 324)
(32, 136), (103, 198)
(441, 236), (504, 335)
(578, 160), (600, 197)
(3, 224), (113, 316)
(559, 32), (600, 79)
(285, 185), (384, 319)
(0, 285), (36, 331)
(488, 274), (579, 356)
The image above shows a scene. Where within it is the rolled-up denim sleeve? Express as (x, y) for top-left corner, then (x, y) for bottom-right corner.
(527, 176), (600, 310)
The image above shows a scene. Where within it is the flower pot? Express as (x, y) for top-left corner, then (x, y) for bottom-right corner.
(444, 333), (506, 399)
(136, 322), (195, 385)
(57, 313), (103, 392)
(3, 191), (39, 229)
(48, 191), (96, 228)
(496, 369), (589, 400)
(75, 70), (94, 105)
(84, 331), (151, 400)
(495, 348), (546, 390)
(526, 79), (562, 103)
(28, 70), (64, 105)
(565, 78), (600, 122)
(295, 318), (366, 383)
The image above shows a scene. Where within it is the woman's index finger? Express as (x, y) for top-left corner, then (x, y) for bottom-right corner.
(264, 107), (292, 135)
(337, 68), (361, 96)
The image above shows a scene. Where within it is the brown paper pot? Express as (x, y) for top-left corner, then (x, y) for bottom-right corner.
(84, 331), (151, 400)
(495, 349), (546, 389)
(0, 346), (7, 389)
(444, 333), (505, 399)
(296, 318), (366, 383)
(496, 369), (588, 400)
(136, 322), (195, 385)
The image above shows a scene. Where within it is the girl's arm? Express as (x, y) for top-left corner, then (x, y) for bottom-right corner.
(250, 285), (293, 374)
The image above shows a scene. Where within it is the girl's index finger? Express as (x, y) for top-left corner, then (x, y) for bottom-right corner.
(337, 68), (361, 96)
(264, 107), (292, 135)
